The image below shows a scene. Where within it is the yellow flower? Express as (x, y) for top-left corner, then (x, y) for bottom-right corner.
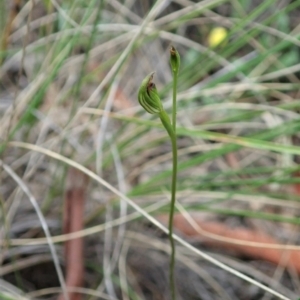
(208, 27), (228, 48)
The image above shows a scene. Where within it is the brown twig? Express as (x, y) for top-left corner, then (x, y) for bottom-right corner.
(158, 214), (300, 274)
(58, 168), (88, 300)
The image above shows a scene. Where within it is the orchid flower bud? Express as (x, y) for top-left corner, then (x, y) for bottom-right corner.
(138, 72), (163, 114)
(170, 45), (180, 74)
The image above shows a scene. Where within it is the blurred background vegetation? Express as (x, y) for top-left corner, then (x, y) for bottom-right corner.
(1, 0), (300, 299)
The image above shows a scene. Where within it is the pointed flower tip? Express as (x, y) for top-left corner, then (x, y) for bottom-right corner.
(169, 45), (180, 73)
(149, 72), (155, 83)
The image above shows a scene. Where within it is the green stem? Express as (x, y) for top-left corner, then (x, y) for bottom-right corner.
(169, 131), (177, 300)
(138, 67), (179, 299)
(170, 58), (179, 300)
(160, 109), (177, 300)
(172, 71), (178, 132)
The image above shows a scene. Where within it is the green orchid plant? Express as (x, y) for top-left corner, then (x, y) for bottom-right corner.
(138, 46), (180, 300)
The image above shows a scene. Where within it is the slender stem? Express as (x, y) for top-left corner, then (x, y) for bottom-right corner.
(169, 132), (177, 300)
(170, 61), (179, 300)
(160, 79), (178, 300)
(139, 66), (179, 299)
(172, 71), (178, 132)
